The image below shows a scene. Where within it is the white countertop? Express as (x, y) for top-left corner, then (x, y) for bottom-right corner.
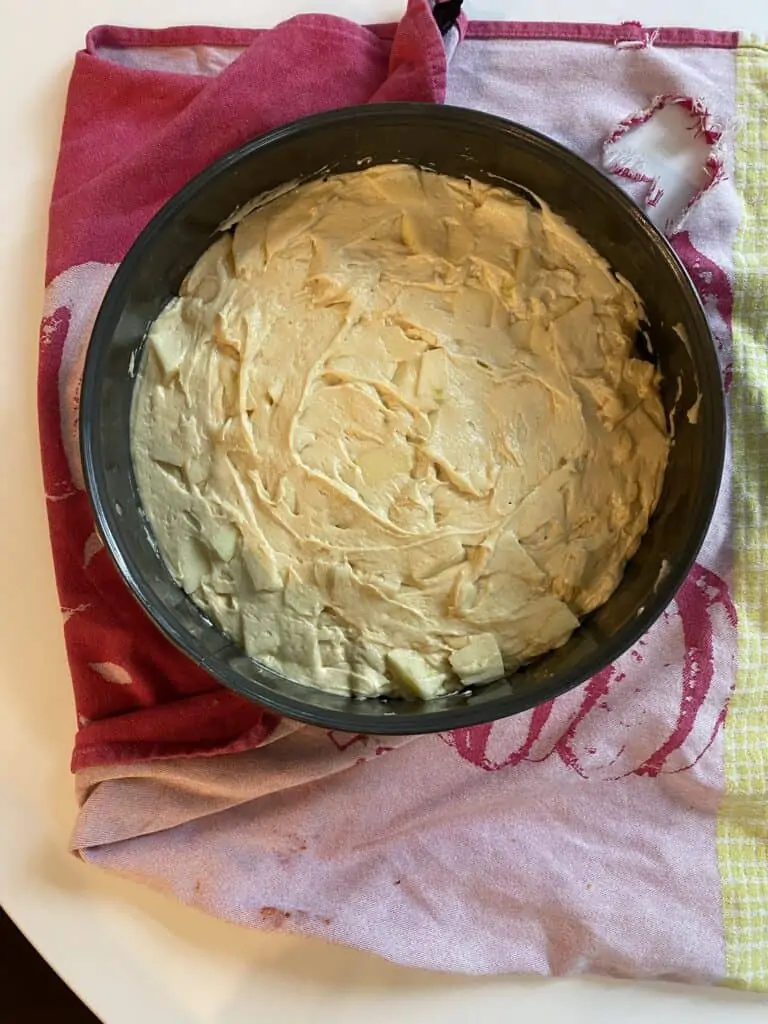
(2, 1), (767, 1022)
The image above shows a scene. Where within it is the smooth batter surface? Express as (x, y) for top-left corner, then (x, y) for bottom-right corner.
(131, 165), (669, 699)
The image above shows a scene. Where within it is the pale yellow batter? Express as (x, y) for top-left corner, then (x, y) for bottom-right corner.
(131, 165), (669, 699)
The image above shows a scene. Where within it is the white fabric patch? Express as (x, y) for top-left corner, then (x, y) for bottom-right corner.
(89, 662), (133, 686)
(603, 95), (725, 232)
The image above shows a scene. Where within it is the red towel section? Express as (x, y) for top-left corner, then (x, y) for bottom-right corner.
(39, 0), (447, 772)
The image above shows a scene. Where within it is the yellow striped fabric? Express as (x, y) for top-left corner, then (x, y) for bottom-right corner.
(717, 35), (768, 992)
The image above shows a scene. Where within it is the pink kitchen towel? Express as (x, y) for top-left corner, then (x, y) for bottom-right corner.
(40, 1), (768, 988)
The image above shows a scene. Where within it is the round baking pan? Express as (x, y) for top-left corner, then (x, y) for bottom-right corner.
(80, 103), (725, 734)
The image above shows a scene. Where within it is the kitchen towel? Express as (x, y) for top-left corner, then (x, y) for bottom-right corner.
(39, 1), (768, 990)
(40, 0), (448, 769)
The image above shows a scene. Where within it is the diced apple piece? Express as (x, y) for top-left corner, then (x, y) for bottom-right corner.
(283, 568), (323, 618)
(242, 603), (281, 659)
(386, 648), (446, 700)
(317, 666), (354, 695)
(208, 521), (238, 562)
(185, 455), (210, 486)
(280, 615), (323, 674)
(149, 437), (186, 468)
(242, 545), (282, 592)
(357, 443), (413, 487)
(148, 309), (188, 377)
(308, 274), (350, 308)
(445, 218), (473, 262)
(176, 536), (210, 594)
(211, 575), (236, 595)
(400, 212), (420, 251)
(449, 633), (505, 686)
(348, 664), (389, 698)
(392, 359), (418, 398)
(417, 347), (448, 410)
